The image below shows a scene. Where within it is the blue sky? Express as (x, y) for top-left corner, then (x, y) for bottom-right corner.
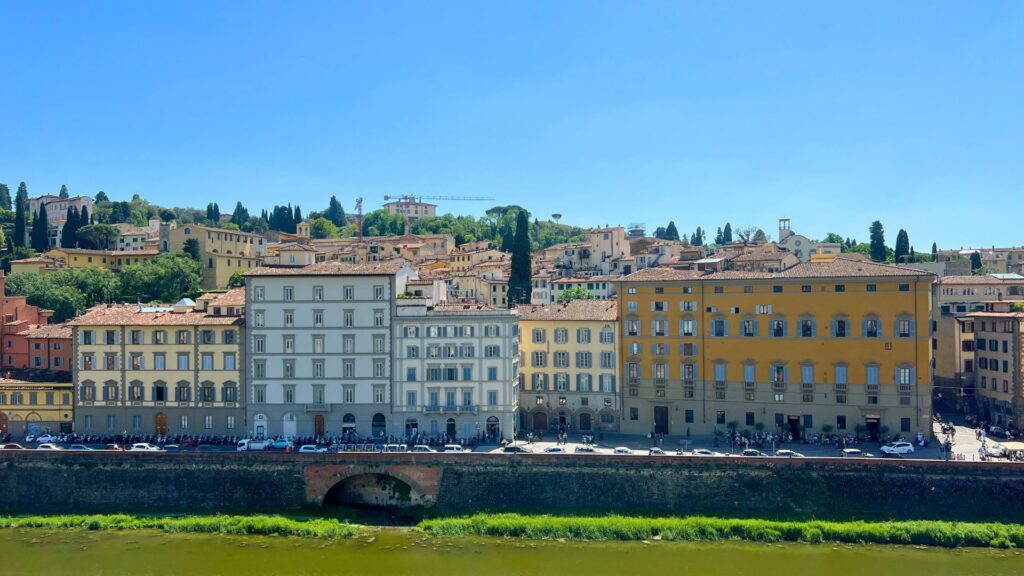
(1, 2), (1021, 248)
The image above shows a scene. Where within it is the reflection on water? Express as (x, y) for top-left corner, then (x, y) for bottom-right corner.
(4, 528), (1023, 576)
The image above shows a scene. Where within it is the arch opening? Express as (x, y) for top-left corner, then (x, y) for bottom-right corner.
(322, 472), (426, 510)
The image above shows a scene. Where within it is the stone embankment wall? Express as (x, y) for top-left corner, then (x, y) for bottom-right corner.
(2, 452), (1023, 522)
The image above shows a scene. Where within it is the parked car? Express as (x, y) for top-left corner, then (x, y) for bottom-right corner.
(298, 445), (327, 454)
(163, 445), (183, 452)
(270, 438), (294, 450)
(740, 449), (769, 457)
(880, 442), (915, 455)
(410, 445), (436, 453)
(775, 449), (805, 458)
(66, 444), (94, 451)
(502, 445), (532, 453)
(384, 444), (407, 453)
(841, 448), (874, 458)
(35, 434), (54, 444)
(574, 444), (598, 453)
(648, 447), (666, 455)
(236, 439), (273, 451)
(613, 447), (634, 455)
(129, 443), (164, 451)
(36, 443), (62, 450)
(104, 444), (125, 452)
(989, 426), (1007, 438)
(687, 448), (726, 456)
(0, 443), (25, 450)
(543, 446), (566, 453)
(442, 444), (467, 453)
(985, 443), (1007, 458)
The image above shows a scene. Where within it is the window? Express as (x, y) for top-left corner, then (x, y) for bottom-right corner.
(576, 352), (592, 368)
(201, 353), (214, 370)
(105, 330), (117, 345)
(771, 319), (786, 337)
(901, 418), (911, 433)
(832, 319), (848, 338)
(343, 386), (355, 403)
(532, 329), (546, 343)
(834, 284), (845, 292)
(344, 311), (354, 327)
(180, 415), (189, 430)
(801, 285), (811, 293)
(680, 319), (695, 337)
(532, 351), (547, 367)
(714, 361), (726, 383)
(82, 330), (94, 345)
(176, 353), (189, 370)
(283, 286), (294, 301)
(899, 284), (910, 292)
(629, 408), (639, 421)
(716, 411), (726, 425)
(799, 319), (816, 337)
(374, 285), (385, 300)
(313, 285), (324, 301)
(374, 386), (385, 403)
(897, 319), (913, 338)
(712, 319), (727, 337)
(741, 319), (757, 337)
(863, 319), (880, 338)
(343, 285), (354, 300)
(175, 330), (190, 344)
(577, 328), (591, 343)
(866, 284), (876, 292)
(488, 367), (498, 381)
(253, 385), (266, 404)
(374, 310), (384, 327)
(253, 286), (265, 301)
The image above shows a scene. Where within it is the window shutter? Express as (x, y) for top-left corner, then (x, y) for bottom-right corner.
(782, 320), (788, 337)
(894, 320), (900, 337)
(752, 320), (759, 336)
(909, 368), (916, 385)
(909, 320), (916, 337)
(724, 320), (729, 337)
(810, 320), (817, 337)
(861, 319), (868, 337)
(783, 365), (789, 382)
(831, 320), (837, 337)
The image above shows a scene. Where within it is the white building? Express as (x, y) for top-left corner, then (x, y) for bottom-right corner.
(777, 218), (841, 262)
(243, 261), (413, 439)
(392, 299), (519, 442)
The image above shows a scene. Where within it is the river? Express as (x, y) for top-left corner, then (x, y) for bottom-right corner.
(3, 528), (1022, 575)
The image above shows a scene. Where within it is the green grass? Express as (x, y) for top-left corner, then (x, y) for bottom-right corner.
(0, 514), (360, 539)
(419, 513), (1024, 549)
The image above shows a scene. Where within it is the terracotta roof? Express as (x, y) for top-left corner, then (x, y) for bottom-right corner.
(936, 275), (1024, 285)
(22, 323), (72, 339)
(429, 303), (504, 313)
(275, 242), (318, 252)
(707, 258), (934, 280)
(11, 257), (59, 264)
(50, 248), (160, 257)
(198, 288), (245, 307)
(704, 271), (779, 280)
(244, 261), (407, 277)
(517, 299), (618, 321)
(731, 251), (791, 262)
(68, 304), (243, 327)
(620, 268), (706, 282)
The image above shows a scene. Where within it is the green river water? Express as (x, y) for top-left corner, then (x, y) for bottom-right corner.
(3, 528), (1023, 575)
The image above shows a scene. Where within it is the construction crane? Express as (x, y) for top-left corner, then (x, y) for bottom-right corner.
(383, 194), (495, 203)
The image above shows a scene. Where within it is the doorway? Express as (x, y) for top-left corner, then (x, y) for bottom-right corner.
(578, 412), (592, 431)
(486, 416), (499, 438)
(155, 412), (168, 436)
(558, 412), (568, 429)
(283, 413), (297, 438)
(787, 416), (801, 440)
(865, 417), (880, 442)
(445, 418), (457, 438)
(0, 412), (7, 434)
(405, 418), (419, 437)
(532, 411), (548, 431)
(372, 413), (386, 438)
(314, 414), (325, 437)
(654, 406), (669, 434)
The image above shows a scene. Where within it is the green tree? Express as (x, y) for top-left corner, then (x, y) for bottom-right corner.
(230, 201), (249, 226)
(159, 208), (176, 222)
(61, 207), (80, 248)
(714, 227), (723, 244)
(893, 229), (910, 264)
(931, 242), (938, 262)
(309, 217), (338, 239)
(869, 221), (887, 262)
(183, 238), (201, 260)
(75, 223), (119, 250)
(722, 222), (733, 244)
(325, 195), (346, 227)
(970, 251), (983, 273)
(119, 253), (203, 302)
(0, 183), (10, 211)
(663, 221), (680, 242)
(823, 232), (844, 245)
(506, 210), (532, 307)
(752, 229), (768, 243)
(13, 182), (28, 247)
(30, 207), (50, 252)
(94, 191), (109, 203)
(58, 184), (69, 199)
(227, 269), (247, 288)
(79, 206), (90, 225)
(557, 285), (598, 303)
(27, 285), (85, 323)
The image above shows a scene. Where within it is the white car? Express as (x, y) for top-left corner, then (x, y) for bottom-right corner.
(775, 449), (805, 458)
(613, 447), (634, 455)
(984, 443), (1007, 458)
(688, 448), (726, 456)
(648, 447), (666, 455)
(36, 443), (62, 450)
(880, 441), (915, 455)
(841, 448), (874, 458)
(129, 443), (164, 451)
(574, 444), (599, 453)
(442, 444), (466, 453)
(542, 446), (566, 453)
(237, 438), (273, 451)
(410, 445), (436, 453)
(35, 434), (54, 443)
(298, 445), (327, 454)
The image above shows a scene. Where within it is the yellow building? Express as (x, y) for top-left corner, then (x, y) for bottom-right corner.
(957, 301), (1024, 429)
(0, 379), (74, 436)
(616, 257), (933, 441)
(42, 248), (159, 271)
(518, 300), (620, 433)
(9, 256), (62, 275)
(69, 289), (245, 435)
(166, 224), (265, 289)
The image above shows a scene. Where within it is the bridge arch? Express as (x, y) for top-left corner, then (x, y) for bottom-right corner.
(311, 466), (435, 509)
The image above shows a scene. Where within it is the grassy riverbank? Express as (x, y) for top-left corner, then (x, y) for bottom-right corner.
(419, 514), (1024, 549)
(0, 514), (360, 539)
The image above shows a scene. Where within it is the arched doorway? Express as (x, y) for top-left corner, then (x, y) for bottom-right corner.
(283, 413), (297, 437)
(405, 417), (418, 437)
(155, 412), (168, 435)
(486, 416), (499, 438)
(532, 411), (548, 431)
(371, 413), (386, 438)
(558, 411), (568, 429)
(445, 418), (457, 438)
(578, 412), (592, 431)
(0, 412), (8, 434)
(342, 413), (356, 435)
(314, 414), (325, 437)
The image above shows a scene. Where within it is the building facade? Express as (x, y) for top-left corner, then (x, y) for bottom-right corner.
(0, 379), (74, 435)
(518, 300), (620, 433)
(24, 324), (73, 373)
(617, 257), (933, 440)
(957, 301), (1024, 429)
(392, 300), (519, 442)
(165, 224), (265, 289)
(70, 291), (245, 436)
(244, 261), (412, 439)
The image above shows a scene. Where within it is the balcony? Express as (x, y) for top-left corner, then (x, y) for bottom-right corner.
(423, 405), (477, 414)
(305, 403), (330, 412)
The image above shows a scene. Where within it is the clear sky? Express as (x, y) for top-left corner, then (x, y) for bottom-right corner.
(1, 2), (1021, 249)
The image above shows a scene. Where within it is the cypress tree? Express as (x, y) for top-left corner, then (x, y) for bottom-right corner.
(894, 229), (910, 264)
(325, 196), (346, 227)
(58, 184), (69, 199)
(14, 182), (28, 247)
(723, 222), (733, 244)
(0, 183), (10, 211)
(869, 221), (887, 262)
(31, 206), (50, 252)
(715, 227), (724, 245)
(664, 221), (680, 242)
(970, 252), (983, 273)
(294, 205), (302, 227)
(61, 206), (79, 248)
(506, 210), (532, 307)
(931, 242), (938, 262)
(80, 206), (90, 226)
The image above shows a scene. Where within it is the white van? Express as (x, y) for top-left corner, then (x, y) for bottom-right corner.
(442, 444), (466, 453)
(237, 438), (272, 451)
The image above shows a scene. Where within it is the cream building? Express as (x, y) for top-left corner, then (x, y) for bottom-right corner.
(958, 301), (1024, 428)
(392, 299), (519, 442)
(70, 290), (245, 436)
(518, 300), (620, 433)
(164, 224), (265, 289)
